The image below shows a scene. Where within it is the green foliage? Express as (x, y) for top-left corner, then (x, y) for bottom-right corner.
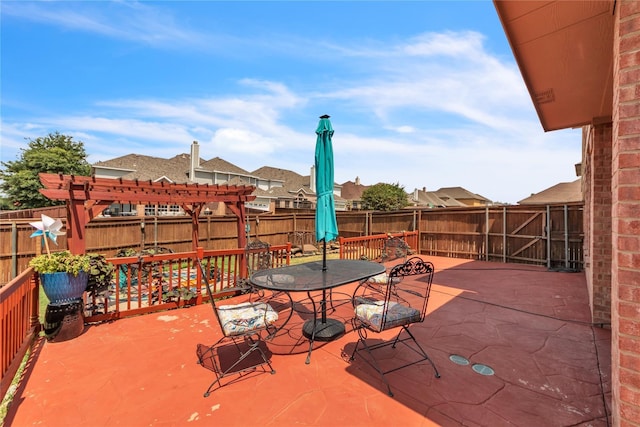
(361, 182), (409, 211)
(0, 196), (12, 210)
(85, 253), (116, 294)
(0, 132), (91, 209)
(164, 287), (198, 302)
(29, 251), (91, 275)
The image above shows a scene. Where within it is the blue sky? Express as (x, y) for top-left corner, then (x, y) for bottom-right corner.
(1, 1), (581, 204)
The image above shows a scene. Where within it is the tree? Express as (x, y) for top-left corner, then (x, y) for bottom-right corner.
(0, 132), (91, 209)
(361, 182), (409, 211)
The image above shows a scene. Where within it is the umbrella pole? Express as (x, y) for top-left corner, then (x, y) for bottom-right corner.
(322, 239), (327, 271)
(321, 239), (327, 323)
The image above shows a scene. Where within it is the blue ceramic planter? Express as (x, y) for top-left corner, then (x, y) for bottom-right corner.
(40, 271), (88, 303)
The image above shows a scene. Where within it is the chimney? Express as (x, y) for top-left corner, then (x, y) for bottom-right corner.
(423, 187), (426, 192)
(355, 176), (360, 186)
(190, 141), (200, 182)
(414, 189), (419, 200)
(310, 165), (316, 192)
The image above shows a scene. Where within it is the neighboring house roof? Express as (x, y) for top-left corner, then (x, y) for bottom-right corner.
(408, 189), (455, 208)
(341, 180), (369, 200)
(251, 186), (283, 199)
(434, 187), (491, 204)
(93, 153), (194, 183)
(262, 185), (296, 199)
(518, 179), (583, 205)
(201, 157), (252, 175)
(252, 166), (304, 184)
(252, 166), (312, 194)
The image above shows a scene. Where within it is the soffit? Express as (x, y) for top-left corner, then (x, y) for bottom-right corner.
(494, 0), (614, 131)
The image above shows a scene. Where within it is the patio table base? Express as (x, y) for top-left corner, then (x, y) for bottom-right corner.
(302, 318), (345, 341)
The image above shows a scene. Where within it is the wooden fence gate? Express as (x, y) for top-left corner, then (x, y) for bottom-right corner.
(419, 204), (583, 270)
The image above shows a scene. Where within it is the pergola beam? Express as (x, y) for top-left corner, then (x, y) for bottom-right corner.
(40, 189), (254, 204)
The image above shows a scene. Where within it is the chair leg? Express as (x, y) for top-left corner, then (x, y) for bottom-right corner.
(349, 326), (440, 397)
(354, 337), (394, 397)
(349, 338), (360, 362)
(397, 327), (440, 379)
(225, 338), (274, 376)
(197, 336), (276, 397)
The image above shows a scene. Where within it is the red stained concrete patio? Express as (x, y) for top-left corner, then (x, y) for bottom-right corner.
(5, 256), (611, 426)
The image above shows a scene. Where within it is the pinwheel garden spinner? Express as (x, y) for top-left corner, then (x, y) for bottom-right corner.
(29, 214), (65, 256)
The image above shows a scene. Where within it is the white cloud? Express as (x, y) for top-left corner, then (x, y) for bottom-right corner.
(1, 6), (582, 204)
(402, 31), (486, 58)
(2, 1), (204, 48)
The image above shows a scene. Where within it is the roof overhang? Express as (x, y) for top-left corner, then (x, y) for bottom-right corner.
(494, 0), (614, 131)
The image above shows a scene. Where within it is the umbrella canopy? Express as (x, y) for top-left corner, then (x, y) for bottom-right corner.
(314, 115), (339, 245)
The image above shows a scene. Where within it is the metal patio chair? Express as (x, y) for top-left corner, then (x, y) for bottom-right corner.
(349, 256), (440, 397)
(379, 236), (412, 263)
(195, 257), (289, 397)
(245, 239), (273, 279)
(360, 236), (412, 289)
(244, 239), (283, 297)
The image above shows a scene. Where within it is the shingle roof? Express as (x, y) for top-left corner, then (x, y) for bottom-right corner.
(93, 154), (193, 183)
(409, 189), (465, 208)
(518, 179), (583, 205)
(434, 186), (491, 202)
(200, 157), (251, 175)
(252, 167), (310, 193)
(259, 186), (294, 199)
(341, 180), (369, 200)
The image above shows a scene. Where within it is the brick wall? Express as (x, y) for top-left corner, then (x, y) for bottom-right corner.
(589, 123), (613, 325)
(613, 1), (640, 424)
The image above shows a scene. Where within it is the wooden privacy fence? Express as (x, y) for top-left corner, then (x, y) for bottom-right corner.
(418, 203), (584, 271)
(0, 203), (584, 284)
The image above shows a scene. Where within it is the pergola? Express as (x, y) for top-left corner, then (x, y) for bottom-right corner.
(38, 173), (256, 255)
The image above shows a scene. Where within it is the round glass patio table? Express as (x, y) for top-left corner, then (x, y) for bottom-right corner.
(250, 259), (385, 364)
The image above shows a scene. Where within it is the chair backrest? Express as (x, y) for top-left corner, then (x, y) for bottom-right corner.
(195, 257), (226, 326)
(352, 257), (435, 333)
(384, 257), (434, 325)
(246, 239), (272, 275)
(379, 237), (411, 264)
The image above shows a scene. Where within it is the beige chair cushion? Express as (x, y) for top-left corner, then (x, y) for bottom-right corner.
(354, 300), (420, 332)
(217, 302), (278, 336)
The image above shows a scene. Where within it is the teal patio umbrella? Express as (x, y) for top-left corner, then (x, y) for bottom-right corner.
(315, 114), (339, 272)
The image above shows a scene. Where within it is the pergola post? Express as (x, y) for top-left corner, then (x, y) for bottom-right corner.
(67, 183), (88, 255)
(227, 201), (248, 275)
(183, 203), (204, 251)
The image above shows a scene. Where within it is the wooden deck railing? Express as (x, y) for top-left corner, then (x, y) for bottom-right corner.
(339, 231), (419, 261)
(85, 243), (291, 323)
(1, 267), (39, 400)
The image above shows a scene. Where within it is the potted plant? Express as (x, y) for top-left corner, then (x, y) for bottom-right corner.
(30, 250), (90, 303)
(30, 250), (115, 303)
